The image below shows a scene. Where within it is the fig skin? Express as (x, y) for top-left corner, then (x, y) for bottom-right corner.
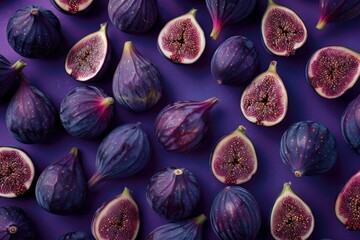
(0, 55), (26, 99)
(51, 0), (96, 15)
(58, 231), (95, 240)
(341, 93), (360, 154)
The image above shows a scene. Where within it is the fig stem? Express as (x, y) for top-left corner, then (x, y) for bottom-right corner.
(294, 171), (302, 177)
(103, 97), (114, 106)
(281, 182), (292, 194)
(188, 8), (198, 17)
(236, 125), (247, 134)
(315, 19), (327, 30)
(12, 60), (26, 71)
(87, 173), (102, 189)
(210, 27), (221, 40)
(174, 169), (183, 175)
(8, 225), (17, 234)
(100, 22), (108, 33)
(123, 41), (134, 55)
(121, 187), (132, 197)
(267, 61), (278, 73)
(195, 213), (207, 224)
(70, 147), (78, 156)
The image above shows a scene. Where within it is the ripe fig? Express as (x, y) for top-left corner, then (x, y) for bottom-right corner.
(51, 0), (95, 15)
(65, 22), (111, 82)
(270, 182), (314, 240)
(211, 36), (259, 85)
(335, 169), (360, 230)
(341, 93), (360, 154)
(112, 41), (163, 112)
(240, 61), (288, 126)
(58, 231), (95, 240)
(158, 9), (205, 64)
(210, 186), (261, 240)
(146, 213), (206, 240)
(35, 147), (87, 215)
(261, 0), (307, 56)
(316, 0), (360, 30)
(146, 167), (201, 221)
(206, 0), (256, 40)
(0, 147), (35, 198)
(0, 205), (36, 239)
(88, 122), (151, 188)
(307, 46), (360, 99)
(210, 125), (257, 185)
(6, 5), (62, 59)
(60, 86), (114, 139)
(0, 55), (25, 99)
(108, 0), (158, 33)
(155, 97), (218, 152)
(91, 187), (139, 240)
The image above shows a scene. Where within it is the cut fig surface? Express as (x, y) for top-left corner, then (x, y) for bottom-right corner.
(52, 0), (94, 14)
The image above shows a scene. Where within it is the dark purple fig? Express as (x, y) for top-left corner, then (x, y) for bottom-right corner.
(210, 125), (257, 185)
(270, 182), (314, 240)
(112, 41), (163, 112)
(65, 22), (111, 82)
(146, 213), (206, 240)
(58, 231), (95, 240)
(206, 0), (256, 40)
(210, 186), (261, 240)
(158, 9), (205, 64)
(211, 36), (259, 85)
(6, 5), (62, 59)
(60, 86), (114, 139)
(91, 187), (139, 240)
(51, 0), (95, 15)
(155, 97), (218, 152)
(307, 46), (360, 99)
(88, 122), (151, 188)
(108, 0), (158, 33)
(335, 170), (360, 230)
(35, 147), (86, 215)
(0, 205), (36, 239)
(6, 76), (57, 144)
(261, 0), (307, 56)
(241, 61), (288, 126)
(146, 167), (201, 221)
(316, 0), (360, 30)
(341, 93), (360, 154)
(0, 147), (35, 198)
(0, 56), (25, 99)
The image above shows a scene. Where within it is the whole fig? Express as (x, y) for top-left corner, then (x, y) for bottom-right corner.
(342, 93), (360, 154)
(58, 231), (95, 240)
(0, 55), (25, 99)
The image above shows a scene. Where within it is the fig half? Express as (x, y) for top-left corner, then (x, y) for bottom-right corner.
(51, 0), (95, 15)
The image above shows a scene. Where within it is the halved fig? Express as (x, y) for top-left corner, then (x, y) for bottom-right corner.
(157, 9), (205, 64)
(51, 0), (95, 15)
(261, 0), (307, 56)
(307, 46), (360, 99)
(0, 147), (35, 198)
(210, 125), (257, 185)
(270, 182), (314, 240)
(65, 22), (111, 82)
(241, 61), (288, 126)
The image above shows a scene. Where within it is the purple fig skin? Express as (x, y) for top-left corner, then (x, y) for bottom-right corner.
(51, 0), (95, 15)
(154, 97), (218, 152)
(0, 206), (36, 239)
(112, 41), (163, 112)
(0, 55), (26, 99)
(58, 231), (95, 240)
(206, 0), (256, 40)
(317, 0), (360, 30)
(60, 86), (114, 139)
(341, 93), (360, 154)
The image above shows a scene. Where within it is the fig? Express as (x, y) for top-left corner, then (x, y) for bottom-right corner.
(58, 231), (95, 240)
(280, 121), (337, 177)
(108, 0), (158, 33)
(6, 75), (57, 144)
(65, 22), (111, 82)
(146, 213), (206, 240)
(91, 187), (139, 240)
(341, 93), (360, 154)
(210, 186), (261, 240)
(0, 147), (35, 198)
(206, 0), (257, 40)
(0, 55), (25, 99)
(155, 97), (218, 152)
(316, 0), (360, 30)
(6, 5), (62, 59)
(51, 0), (95, 15)
(261, 0), (307, 56)
(307, 46), (360, 99)
(335, 169), (360, 230)
(240, 61), (288, 126)
(35, 147), (86, 215)
(60, 86), (114, 139)
(88, 122), (151, 188)
(0, 205), (36, 239)
(146, 167), (201, 221)
(112, 41), (163, 112)
(157, 9), (205, 64)
(210, 125), (257, 185)
(211, 36), (259, 85)
(270, 182), (314, 240)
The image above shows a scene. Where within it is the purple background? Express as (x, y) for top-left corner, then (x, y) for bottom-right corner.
(0, 0), (360, 239)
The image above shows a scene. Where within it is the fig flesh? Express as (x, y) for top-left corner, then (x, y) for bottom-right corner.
(155, 97), (218, 152)
(58, 231), (95, 240)
(335, 170), (360, 230)
(241, 61), (288, 126)
(341, 93), (360, 154)
(51, 0), (95, 15)
(307, 46), (360, 99)
(0, 56), (25, 99)
(65, 22), (111, 82)
(270, 182), (314, 240)
(112, 41), (163, 112)
(0, 147), (35, 198)
(91, 187), (140, 240)
(261, 0), (307, 56)
(158, 9), (205, 64)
